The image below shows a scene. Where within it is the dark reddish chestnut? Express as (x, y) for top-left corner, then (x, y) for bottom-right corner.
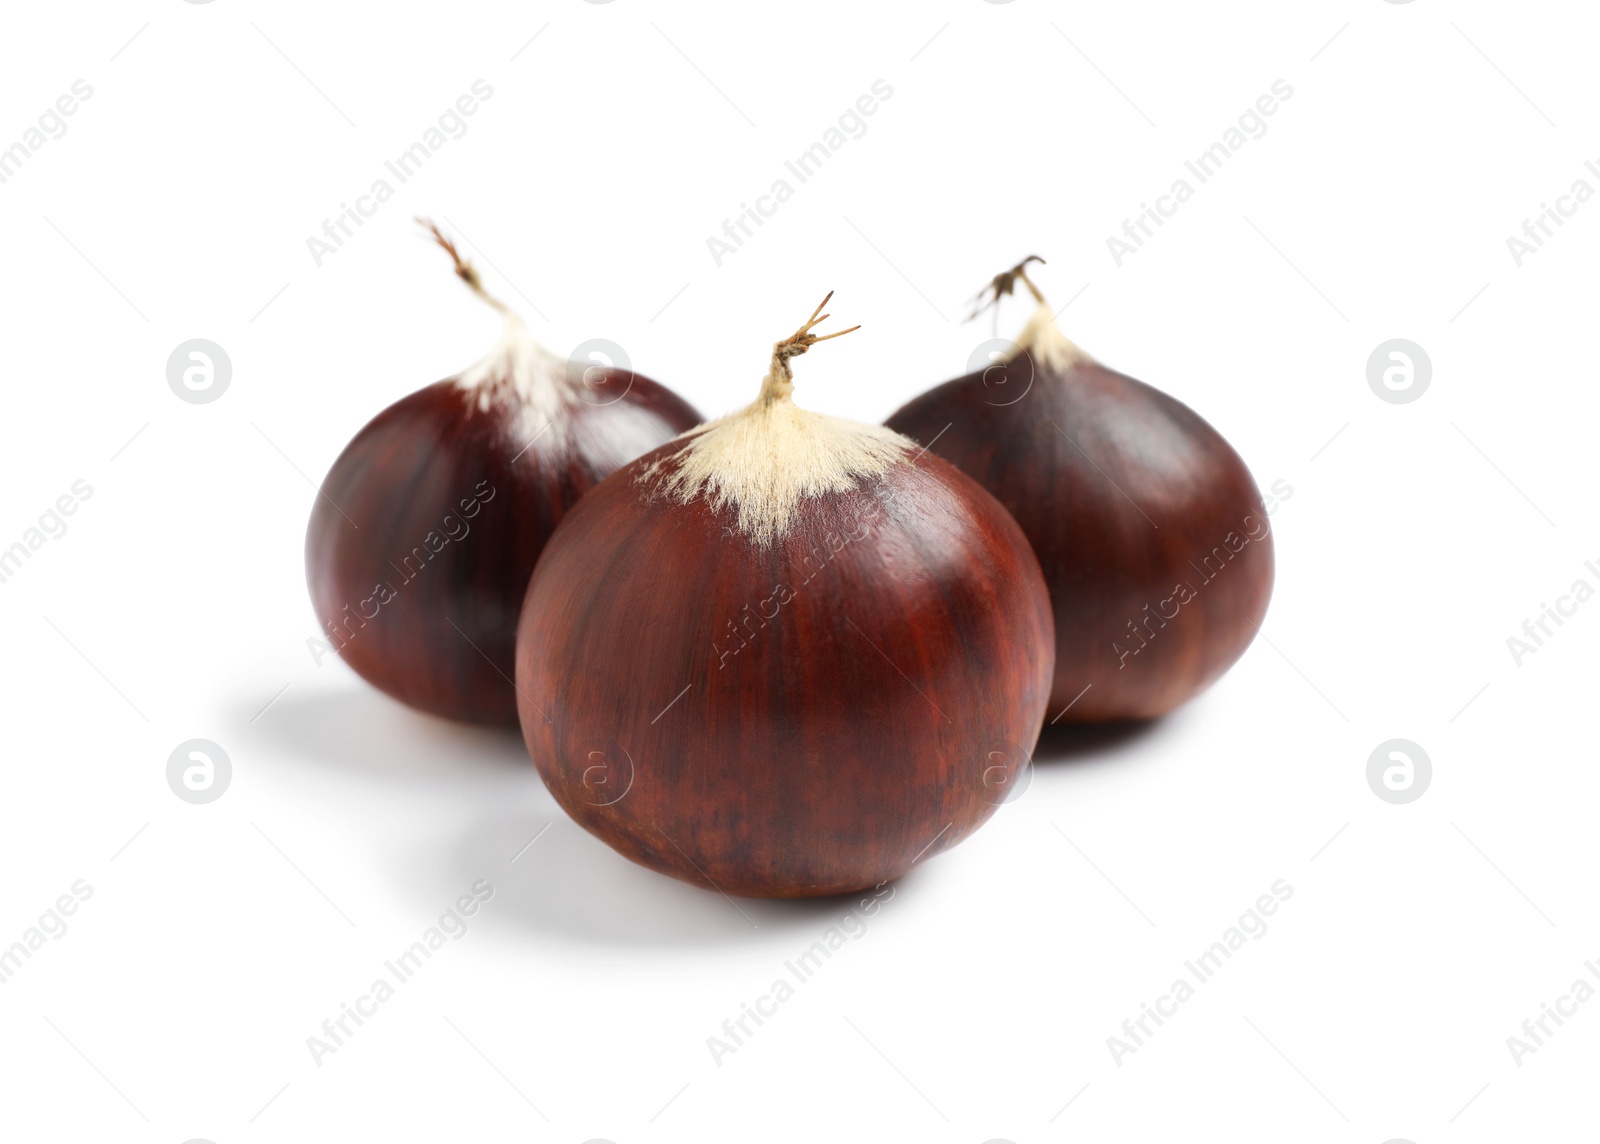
(306, 223), (702, 725)
(886, 259), (1274, 723)
(515, 296), (1054, 898)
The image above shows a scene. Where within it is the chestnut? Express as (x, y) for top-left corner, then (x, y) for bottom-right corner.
(886, 259), (1274, 723)
(305, 223), (702, 725)
(515, 296), (1054, 897)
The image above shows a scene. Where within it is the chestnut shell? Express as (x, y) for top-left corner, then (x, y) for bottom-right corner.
(886, 351), (1273, 722)
(514, 444), (1054, 898)
(307, 374), (701, 725)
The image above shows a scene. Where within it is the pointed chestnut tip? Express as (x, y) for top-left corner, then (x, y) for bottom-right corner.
(776, 293), (859, 359)
(967, 255), (1049, 322)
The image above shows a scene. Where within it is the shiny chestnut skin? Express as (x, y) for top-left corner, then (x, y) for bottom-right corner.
(886, 335), (1273, 723)
(306, 375), (702, 725)
(514, 444), (1054, 898)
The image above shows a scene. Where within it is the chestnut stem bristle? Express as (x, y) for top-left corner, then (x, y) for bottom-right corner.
(774, 292), (860, 364)
(416, 216), (511, 317)
(754, 293), (860, 406)
(968, 255), (1048, 322)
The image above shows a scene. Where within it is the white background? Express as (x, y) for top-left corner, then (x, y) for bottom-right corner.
(0, 1), (1595, 1141)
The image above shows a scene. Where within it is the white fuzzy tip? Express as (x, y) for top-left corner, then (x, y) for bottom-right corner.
(642, 349), (913, 547)
(1002, 302), (1091, 372)
(453, 314), (581, 435)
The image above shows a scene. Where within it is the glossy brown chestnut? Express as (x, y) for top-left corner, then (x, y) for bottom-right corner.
(515, 297), (1054, 897)
(305, 224), (701, 725)
(886, 260), (1274, 723)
